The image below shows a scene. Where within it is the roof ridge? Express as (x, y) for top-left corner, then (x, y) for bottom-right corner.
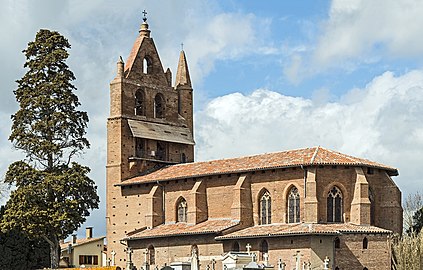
(310, 146), (320, 164)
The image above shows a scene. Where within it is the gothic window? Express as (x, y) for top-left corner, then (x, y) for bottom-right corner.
(154, 94), (165, 118)
(148, 245), (155, 265)
(363, 237), (368, 249)
(135, 138), (145, 157)
(143, 57), (152, 74)
(135, 90), (145, 116)
(260, 190), (271, 225)
(232, 242), (240, 252)
(177, 198), (187, 223)
(327, 186), (343, 223)
(288, 186), (300, 223)
(334, 237), (340, 249)
(260, 240), (268, 261)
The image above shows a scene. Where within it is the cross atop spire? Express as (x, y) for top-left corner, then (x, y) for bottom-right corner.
(142, 9), (148, 22)
(181, 42), (184, 51)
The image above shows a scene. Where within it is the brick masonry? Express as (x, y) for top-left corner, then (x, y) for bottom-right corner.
(106, 19), (402, 270)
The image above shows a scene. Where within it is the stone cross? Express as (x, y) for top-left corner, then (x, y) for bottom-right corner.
(302, 262), (306, 270)
(263, 253), (269, 266)
(323, 256), (330, 270)
(211, 259), (216, 270)
(111, 250), (116, 266)
(277, 258), (286, 270)
(246, 243), (252, 254)
(143, 248), (149, 264)
(206, 265), (210, 270)
(181, 43), (184, 51)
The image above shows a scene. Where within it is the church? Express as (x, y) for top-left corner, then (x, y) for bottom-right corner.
(106, 15), (402, 270)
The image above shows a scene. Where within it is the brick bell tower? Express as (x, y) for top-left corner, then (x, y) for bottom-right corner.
(106, 13), (194, 264)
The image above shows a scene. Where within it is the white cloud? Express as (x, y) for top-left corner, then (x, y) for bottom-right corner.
(313, 0), (423, 67)
(196, 70), (423, 196)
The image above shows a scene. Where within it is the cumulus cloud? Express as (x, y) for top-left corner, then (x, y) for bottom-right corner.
(313, 0), (423, 66)
(196, 70), (423, 196)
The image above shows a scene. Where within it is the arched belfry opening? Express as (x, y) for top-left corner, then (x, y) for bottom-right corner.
(143, 57), (152, 74)
(154, 93), (165, 118)
(135, 89), (145, 116)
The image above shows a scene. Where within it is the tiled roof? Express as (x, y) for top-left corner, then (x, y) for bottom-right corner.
(118, 146), (398, 186)
(125, 219), (239, 240)
(60, 236), (105, 250)
(216, 223), (392, 240)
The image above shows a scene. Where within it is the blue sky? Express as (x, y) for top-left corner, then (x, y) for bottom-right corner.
(1, 0), (423, 238)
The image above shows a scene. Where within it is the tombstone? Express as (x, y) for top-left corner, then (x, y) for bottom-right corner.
(126, 247), (134, 270)
(222, 251), (254, 270)
(293, 252), (302, 270)
(111, 250), (117, 266)
(263, 253), (269, 266)
(277, 259), (286, 270)
(323, 256), (330, 270)
(170, 261), (191, 270)
(161, 266), (173, 270)
(143, 248), (150, 270)
(211, 259), (216, 270)
(191, 247), (200, 270)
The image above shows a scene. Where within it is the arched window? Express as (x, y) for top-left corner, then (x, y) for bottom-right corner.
(232, 242), (240, 252)
(334, 237), (340, 249)
(259, 240), (268, 261)
(143, 57), (152, 74)
(288, 186), (300, 223)
(148, 245), (155, 265)
(327, 186), (343, 223)
(177, 198), (187, 223)
(260, 190), (271, 225)
(154, 94), (165, 118)
(135, 90), (145, 116)
(363, 237), (368, 249)
(369, 188), (375, 225)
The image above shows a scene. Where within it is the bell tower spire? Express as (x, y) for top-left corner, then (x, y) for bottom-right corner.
(175, 49), (192, 87)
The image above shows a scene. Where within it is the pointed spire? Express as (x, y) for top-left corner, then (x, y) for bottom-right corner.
(175, 50), (191, 87)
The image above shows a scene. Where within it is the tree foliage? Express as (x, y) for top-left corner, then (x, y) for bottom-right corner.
(403, 191), (423, 233)
(407, 207), (423, 235)
(392, 231), (423, 270)
(0, 206), (50, 270)
(0, 29), (99, 269)
(9, 29), (89, 169)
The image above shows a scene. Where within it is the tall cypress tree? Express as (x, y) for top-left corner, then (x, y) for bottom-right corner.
(0, 29), (99, 269)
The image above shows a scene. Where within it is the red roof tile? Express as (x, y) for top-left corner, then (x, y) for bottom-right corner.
(118, 146), (397, 186)
(60, 236), (105, 250)
(125, 219), (239, 240)
(216, 223), (392, 240)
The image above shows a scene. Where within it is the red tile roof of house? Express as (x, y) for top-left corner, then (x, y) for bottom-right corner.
(216, 223), (392, 240)
(118, 146), (398, 186)
(60, 236), (105, 250)
(125, 219), (239, 240)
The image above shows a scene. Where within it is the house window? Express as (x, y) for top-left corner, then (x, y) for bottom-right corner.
(260, 240), (268, 261)
(135, 90), (145, 116)
(327, 186), (343, 223)
(363, 237), (368, 249)
(79, 255), (98, 265)
(232, 242), (240, 252)
(288, 186), (300, 223)
(148, 245), (155, 265)
(154, 94), (165, 118)
(260, 190), (271, 225)
(334, 237), (340, 249)
(177, 198), (187, 222)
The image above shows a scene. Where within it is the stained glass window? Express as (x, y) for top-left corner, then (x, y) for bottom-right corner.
(177, 198), (187, 222)
(260, 190), (271, 225)
(327, 186), (343, 223)
(288, 186), (300, 223)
